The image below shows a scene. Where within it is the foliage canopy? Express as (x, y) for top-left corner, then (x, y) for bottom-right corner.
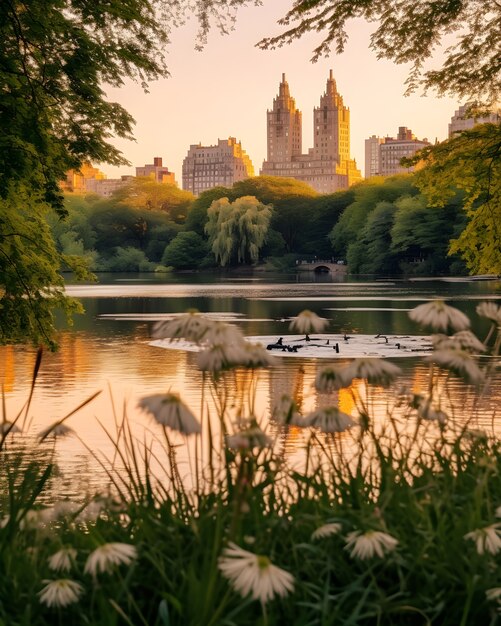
(113, 178), (194, 224)
(407, 123), (501, 274)
(0, 0), (255, 346)
(258, 0), (501, 104)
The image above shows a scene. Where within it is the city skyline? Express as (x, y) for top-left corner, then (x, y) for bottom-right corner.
(102, 0), (459, 182)
(260, 71), (361, 193)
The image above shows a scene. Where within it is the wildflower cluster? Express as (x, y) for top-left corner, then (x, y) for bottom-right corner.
(36, 542), (137, 609)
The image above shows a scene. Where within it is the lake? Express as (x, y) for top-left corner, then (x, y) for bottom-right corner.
(2, 271), (501, 499)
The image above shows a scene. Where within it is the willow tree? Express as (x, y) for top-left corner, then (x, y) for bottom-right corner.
(205, 196), (273, 266)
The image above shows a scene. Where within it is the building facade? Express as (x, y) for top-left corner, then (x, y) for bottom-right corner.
(84, 175), (134, 197)
(379, 127), (430, 176)
(448, 103), (500, 137)
(261, 72), (362, 193)
(61, 162), (106, 192)
(182, 137), (254, 195)
(365, 127), (430, 177)
(364, 135), (384, 178)
(136, 157), (176, 185)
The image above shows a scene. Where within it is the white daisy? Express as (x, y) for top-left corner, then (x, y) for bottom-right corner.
(303, 407), (356, 433)
(477, 302), (501, 325)
(289, 310), (329, 335)
(152, 310), (213, 343)
(138, 393), (201, 435)
(464, 524), (501, 555)
(271, 394), (303, 426)
(345, 530), (398, 560)
(20, 509), (49, 530)
(343, 358), (401, 387)
(38, 579), (84, 608)
(311, 523), (343, 540)
(84, 543), (137, 577)
(425, 349), (484, 385)
(432, 331), (486, 353)
(226, 426), (272, 450)
(486, 587), (501, 602)
(409, 300), (470, 332)
(38, 422), (75, 441)
(204, 321), (245, 347)
(0, 512), (43, 530)
(315, 365), (351, 392)
(238, 342), (276, 369)
(196, 342), (249, 372)
(218, 542), (294, 604)
(48, 548), (77, 573)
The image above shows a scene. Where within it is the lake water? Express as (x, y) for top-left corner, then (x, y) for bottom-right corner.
(2, 271), (501, 499)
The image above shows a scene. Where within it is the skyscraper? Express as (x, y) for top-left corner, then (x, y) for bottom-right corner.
(266, 73), (302, 162)
(261, 72), (361, 193)
(182, 137), (254, 196)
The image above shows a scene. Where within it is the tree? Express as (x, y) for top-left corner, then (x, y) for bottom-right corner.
(186, 177), (317, 254)
(0, 186), (83, 348)
(231, 176), (318, 252)
(329, 176), (418, 258)
(184, 187), (232, 236)
(0, 0), (169, 347)
(406, 124), (501, 274)
(261, 229), (287, 258)
(162, 232), (209, 269)
(390, 195), (466, 275)
(301, 189), (356, 257)
(86, 201), (180, 261)
(347, 201), (397, 275)
(0, 0), (254, 346)
(105, 247), (154, 272)
(258, 0), (500, 104)
(205, 196), (272, 266)
(113, 178), (194, 224)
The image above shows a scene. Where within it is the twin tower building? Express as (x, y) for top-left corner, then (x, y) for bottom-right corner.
(182, 71), (362, 195)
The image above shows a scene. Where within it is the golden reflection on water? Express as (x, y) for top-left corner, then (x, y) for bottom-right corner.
(2, 346), (15, 393)
(1, 327), (500, 500)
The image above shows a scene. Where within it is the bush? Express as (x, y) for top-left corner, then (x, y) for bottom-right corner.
(161, 231), (209, 269)
(100, 246), (155, 272)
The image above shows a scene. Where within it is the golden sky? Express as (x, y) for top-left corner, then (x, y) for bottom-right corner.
(103, 0), (459, 181)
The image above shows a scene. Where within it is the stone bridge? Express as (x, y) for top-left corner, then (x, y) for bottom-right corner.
(296, 260), (347, 274)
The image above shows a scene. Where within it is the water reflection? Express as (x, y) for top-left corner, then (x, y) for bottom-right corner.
(1, 274), (500, 498)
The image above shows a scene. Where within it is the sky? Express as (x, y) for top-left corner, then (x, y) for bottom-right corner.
(103, 0), (461, 181)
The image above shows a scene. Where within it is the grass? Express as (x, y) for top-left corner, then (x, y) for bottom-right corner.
(0, 303), (501, 625)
